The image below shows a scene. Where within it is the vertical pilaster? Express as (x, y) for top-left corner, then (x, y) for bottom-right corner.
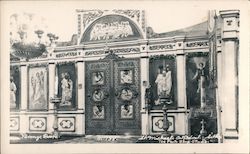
(175, 36), (188, 135)
(20, 63), (28, 111)
(140, 44), (149, 135)
(220, 10), (239, 141)
(76, 60), (85, 110)
(76, 59), (85, 135)
(216, 49), (223, 142)
(48, 62), (56, 110)
(19, 61), (28, 133)
(176, 54), (187, 109)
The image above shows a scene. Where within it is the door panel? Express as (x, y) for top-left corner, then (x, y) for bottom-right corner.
(113, 60), (141, 134)
(85, 61), (112, 134)
(85, 58), (141, 135)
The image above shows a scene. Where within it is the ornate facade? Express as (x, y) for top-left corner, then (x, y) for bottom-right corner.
(10, 9), (240, 143)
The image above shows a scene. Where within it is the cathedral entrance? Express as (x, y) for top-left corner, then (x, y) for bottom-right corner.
(85, 55), (141, 135)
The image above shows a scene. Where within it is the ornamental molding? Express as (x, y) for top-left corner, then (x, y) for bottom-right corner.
(185, 41), (209, 48)
(85, 47), (140, 56)
(149, 44), (175, 50)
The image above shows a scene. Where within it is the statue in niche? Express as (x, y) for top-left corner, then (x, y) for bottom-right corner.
(10, 76), (17, 109)
(61, 72), (73, 106)
(155, 65), (172, 105)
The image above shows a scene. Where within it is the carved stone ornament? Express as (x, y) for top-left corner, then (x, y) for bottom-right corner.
(81, 10), (104, 28)
(113, 9), (140, 23)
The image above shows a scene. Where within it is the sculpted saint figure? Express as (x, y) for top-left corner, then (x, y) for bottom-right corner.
(155, 65), (172, 97)
(61, 73), (73, 106)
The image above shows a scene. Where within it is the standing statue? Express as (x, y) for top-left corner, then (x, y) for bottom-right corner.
(61, 72), (73, 106)
(10, 76), (17, 109)
(155, 65), (172, 97)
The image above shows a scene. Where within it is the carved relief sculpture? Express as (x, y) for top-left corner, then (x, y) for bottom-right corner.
(92, 71), (104, 85)
(90, 21), (133, 41)
(93, 105), (104, 119)
(121, 104), (133, 119)
(120, 70), (133, 84)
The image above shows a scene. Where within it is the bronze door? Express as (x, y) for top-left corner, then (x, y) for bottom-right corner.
(85, 58), (141, 135)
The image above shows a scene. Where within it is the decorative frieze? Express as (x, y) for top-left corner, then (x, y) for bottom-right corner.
(149, 44), (174, 50)
(55, 51), (82, 58)
(85, 47), (140, 56)
(185, 41), (209, 48)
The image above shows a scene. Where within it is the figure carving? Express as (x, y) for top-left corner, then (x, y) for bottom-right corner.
(61, 72), (73, 106)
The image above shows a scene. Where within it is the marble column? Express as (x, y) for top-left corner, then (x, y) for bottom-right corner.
(220, 10), (239, 141)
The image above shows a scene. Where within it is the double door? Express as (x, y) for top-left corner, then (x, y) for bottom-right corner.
(85, 58), (141, 135)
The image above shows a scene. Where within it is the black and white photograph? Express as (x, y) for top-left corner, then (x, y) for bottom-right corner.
(1, 1), (250, 154)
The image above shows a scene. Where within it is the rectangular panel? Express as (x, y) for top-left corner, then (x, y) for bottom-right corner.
(185, 53), (215, 109)
(152, 116), (175, 133)
(28, 66), (48, 110)
(114, 59), (141, 134)
(58, 117), (75, 132)
(10, 117), (19, 131)
(29, 117), (47, 131)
